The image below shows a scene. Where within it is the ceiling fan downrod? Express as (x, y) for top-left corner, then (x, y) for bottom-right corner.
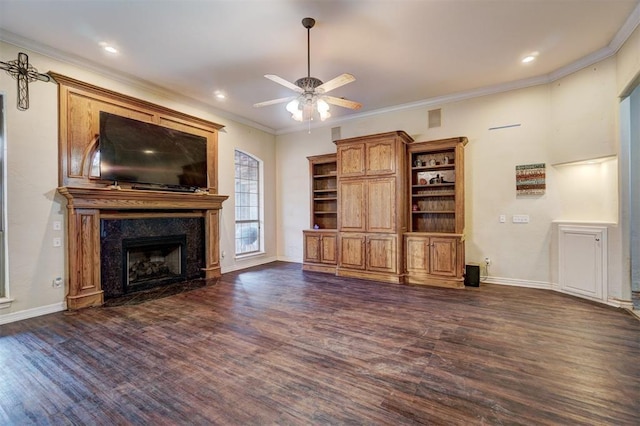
(302, 17), (315, 79)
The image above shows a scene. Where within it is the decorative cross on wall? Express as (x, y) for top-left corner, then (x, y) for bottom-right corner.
(0, 52), (52, 111)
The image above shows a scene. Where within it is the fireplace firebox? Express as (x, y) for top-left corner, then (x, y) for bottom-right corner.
(123, 235), (187, 293)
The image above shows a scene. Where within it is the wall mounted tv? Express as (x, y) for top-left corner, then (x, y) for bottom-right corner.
(99, 111), (208, 190)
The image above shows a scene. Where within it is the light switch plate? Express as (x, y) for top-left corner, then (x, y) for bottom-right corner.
(512, 214), (530, 223)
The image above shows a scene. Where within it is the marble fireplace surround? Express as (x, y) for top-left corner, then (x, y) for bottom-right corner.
(58, 187), (228, 310)
(102, 218), (201, 299)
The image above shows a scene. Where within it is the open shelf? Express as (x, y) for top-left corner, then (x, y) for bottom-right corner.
(408, 140), (464, 234)
(309, 154), (338, 230)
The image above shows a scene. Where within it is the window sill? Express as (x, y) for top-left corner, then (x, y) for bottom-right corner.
(0, 297), (14, 310)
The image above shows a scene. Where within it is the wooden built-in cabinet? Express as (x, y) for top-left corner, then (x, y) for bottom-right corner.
(303, 154), (338, 272)
(338, 177), (397, 233)
(405, 137), (467, 288)
(304, 132), (468, 289)
(336, 131), (413, 283)
(338, 233), (398, 273)
(405, 234), (464, 284)
(303, 230), (337, 273)
(308, 154), (338, 230)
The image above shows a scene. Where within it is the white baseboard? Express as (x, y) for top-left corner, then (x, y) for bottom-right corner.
(484, 276), (633, 309)
(0, 301), (67, 325)
(276, 256), (302, 264)
(482, 275), (552, 289)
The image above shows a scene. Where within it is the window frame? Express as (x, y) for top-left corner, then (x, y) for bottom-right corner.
(234, 149), (263, 257)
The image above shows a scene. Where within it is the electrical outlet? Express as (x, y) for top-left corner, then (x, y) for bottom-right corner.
(484, 257), (491, 266)
(52, 277), (62, 288)
(53, 221), (62, 231)
(499, 214), (506, 223)
(221, 250), (225, 259)
(53, 237), (62, 247)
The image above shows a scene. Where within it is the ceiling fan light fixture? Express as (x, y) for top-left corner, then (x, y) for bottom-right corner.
(317, 98), (331, 121)
(286, 98), (303, 121)
(254, 17), (361, 125)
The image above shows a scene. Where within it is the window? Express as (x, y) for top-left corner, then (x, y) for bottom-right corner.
(235, 150), (261, 255)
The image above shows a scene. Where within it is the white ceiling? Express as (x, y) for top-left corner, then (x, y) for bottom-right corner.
(1, 0), (639, 134)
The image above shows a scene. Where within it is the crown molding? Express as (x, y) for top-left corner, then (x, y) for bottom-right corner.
(3, 1), (639, 137)
(278, 3), (640, 135)
(0, 30), (277, 135)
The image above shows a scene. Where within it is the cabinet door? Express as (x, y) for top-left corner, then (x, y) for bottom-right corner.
(367, 234), (397, 273)
(303, 232), (322, 263)
(430, 236), (458, 277)
(338, 143), (365, 177)
(559, 225), (605, 300)
(320, 233), (337, 264)
(339, 234), (366, 270)
(366, 140), (396, 175)
(339, 180), (366, 232)
(367, 177), (396, 233)
(405, 235), (429, 273)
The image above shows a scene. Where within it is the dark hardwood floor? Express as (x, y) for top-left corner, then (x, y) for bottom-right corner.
(1, 261), (639, 425)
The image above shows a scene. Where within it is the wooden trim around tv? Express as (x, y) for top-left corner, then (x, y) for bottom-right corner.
(49, 72), (224, 193)
(50, 73), (228, 309)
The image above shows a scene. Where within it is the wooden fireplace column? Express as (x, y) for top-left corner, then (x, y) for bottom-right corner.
(58, 187), (228, 310)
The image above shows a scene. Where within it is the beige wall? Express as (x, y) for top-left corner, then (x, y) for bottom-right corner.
(0, 41), (277, 322)
(276, 55), (624, 300)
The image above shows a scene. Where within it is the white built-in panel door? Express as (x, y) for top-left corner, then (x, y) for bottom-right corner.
(558, 225), (607, 301)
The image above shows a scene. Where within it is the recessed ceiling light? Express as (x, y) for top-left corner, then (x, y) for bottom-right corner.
(99, 42), (119, 54)
(214, 91), (226, 100)
(521, 52), (539, 64)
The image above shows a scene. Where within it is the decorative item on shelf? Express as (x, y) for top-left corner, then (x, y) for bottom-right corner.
(414, 159), (423, 167)
(313, 224), (320, 229)
(429, 158), (436, 166)
(418, 171), (453, 185)
(440, 170), (455, 183)
(443, 155), (450, 165)
(412, 204), (419, 211)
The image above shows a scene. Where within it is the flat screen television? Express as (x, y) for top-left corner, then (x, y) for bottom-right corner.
(99, 111), (208, 189)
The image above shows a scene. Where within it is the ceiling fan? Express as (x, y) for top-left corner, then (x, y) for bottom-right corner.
(253, 17), (362, 122)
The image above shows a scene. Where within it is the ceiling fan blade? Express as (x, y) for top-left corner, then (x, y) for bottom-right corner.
(316, 73), (355, 94)
(253, 96), (297, 108)
(324, 95), (362, 110)
(264, 74), (303, 93)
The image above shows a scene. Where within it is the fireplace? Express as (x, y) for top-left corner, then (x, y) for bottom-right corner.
(123, 235), (187, 293)
(101, 217), (205, 299)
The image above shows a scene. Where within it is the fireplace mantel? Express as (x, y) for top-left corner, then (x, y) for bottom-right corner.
(58, 186), (228, 310)
(58, 186), (228, 210)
